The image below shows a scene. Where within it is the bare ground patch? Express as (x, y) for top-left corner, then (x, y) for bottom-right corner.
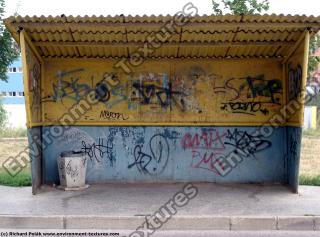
(300, 136), (320, 176)
(0, 139), (28, 167)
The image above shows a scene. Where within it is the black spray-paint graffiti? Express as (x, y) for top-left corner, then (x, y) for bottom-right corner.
(131, 81), (189, 112)
(220, 102), (269, 116)
(214, 75), (282, 103)
(288, 65), (302, 100)
(66, 160), (79, 179)
(213, 75), (282, 116)
(100, 110), (129, 120)
(81, 138), (115, 166)
(224, 129), (272, 159)
(43, 69), (121, 104)
(128, 134), (170, 176)
(212, 129), (272, 177)
(289, 135), (299, 161)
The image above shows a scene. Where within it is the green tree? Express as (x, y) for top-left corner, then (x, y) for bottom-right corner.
(306, 34), (320, 106)
(0, 0), (19, 129)
(212, 0), (269, 15)
(0, 0), (19, 82)
(308, 34), (320, 80)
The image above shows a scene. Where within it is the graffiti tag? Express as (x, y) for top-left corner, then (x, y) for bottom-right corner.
(128, 134), (170, 176)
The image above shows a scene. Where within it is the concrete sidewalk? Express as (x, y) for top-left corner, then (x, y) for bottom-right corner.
(0, 183), (320, 230)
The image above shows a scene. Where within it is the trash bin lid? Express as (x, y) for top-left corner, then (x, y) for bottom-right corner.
(60, 151), (85, 158)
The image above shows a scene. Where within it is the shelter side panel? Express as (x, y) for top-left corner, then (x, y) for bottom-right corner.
(22, 41), (42, 124)
(286, 35), (309, 126)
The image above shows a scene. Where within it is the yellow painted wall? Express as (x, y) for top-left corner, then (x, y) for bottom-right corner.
(286, 32), (309, 126)
(39, 58), (284, 126)
(20, 33), (42, 126)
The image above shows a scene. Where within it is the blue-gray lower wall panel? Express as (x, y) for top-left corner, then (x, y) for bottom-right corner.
(28, 127), (42, 194)
(42, 126), (286, 184)
(287, 126), (302, 193)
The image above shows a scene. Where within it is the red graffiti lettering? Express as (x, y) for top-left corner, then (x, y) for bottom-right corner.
(191, 150), (225, 176)
(181, 131), (226, 150)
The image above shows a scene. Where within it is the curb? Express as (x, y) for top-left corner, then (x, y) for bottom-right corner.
(0, 215), (64, 229)
(0, 215), (319, 231)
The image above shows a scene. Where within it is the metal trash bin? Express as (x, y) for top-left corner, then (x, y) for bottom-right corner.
(57, 151), (89, 191)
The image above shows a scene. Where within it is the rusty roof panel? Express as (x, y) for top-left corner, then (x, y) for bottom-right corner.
(233, 30), (301, 42)
(181, 30), (235, 42)
(71, 31), (126, 42)
(153, 46), (179, 57)
(4, 14), (320, 59)
(7, 14), (320, 25)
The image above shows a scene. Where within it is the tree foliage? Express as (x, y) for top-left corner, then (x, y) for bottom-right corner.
(212, 0), (269, 15)
(0, 0), (19, 82)
(0, 0), (19, 129)
(308, 34), (320, 80)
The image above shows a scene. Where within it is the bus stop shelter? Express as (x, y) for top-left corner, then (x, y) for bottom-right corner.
(4, 14), (320, 194)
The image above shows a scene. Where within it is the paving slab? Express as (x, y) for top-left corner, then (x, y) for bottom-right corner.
(0, 183), (319, 230)
(0, 215), (63, 229)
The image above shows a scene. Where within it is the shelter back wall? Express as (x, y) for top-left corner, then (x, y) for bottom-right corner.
(37, 58), (289, 184)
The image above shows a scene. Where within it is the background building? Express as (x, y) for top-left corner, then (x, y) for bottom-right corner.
(0, 57), (26, 128)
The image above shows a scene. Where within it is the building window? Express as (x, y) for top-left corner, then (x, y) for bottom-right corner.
(7, 67), (22, 73)
(6, 92), (22, 97)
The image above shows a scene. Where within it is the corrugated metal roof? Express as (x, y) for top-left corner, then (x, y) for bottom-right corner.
(4, 14), (320, 59)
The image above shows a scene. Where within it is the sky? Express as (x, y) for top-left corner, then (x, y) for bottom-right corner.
(3, 0), (320, 17)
